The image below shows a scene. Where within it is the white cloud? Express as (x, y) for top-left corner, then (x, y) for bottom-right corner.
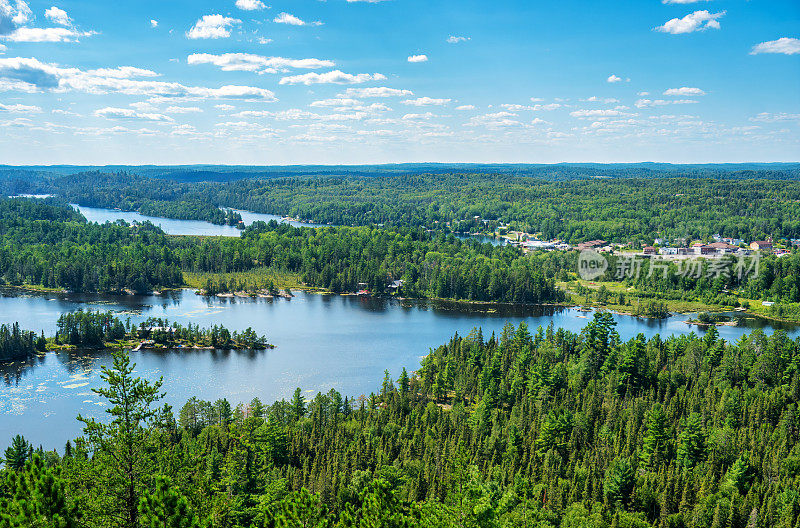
(570, 109), (632, 117)
(274, 12), (320, 26)
(94, 106), (174, 122)
(582, 96), (620, 103)
(279, 70), (385, 85)
(214, 104), (235, 111)
(2, 27), (93, 42)
(749, 112), (800, 123)
(86, 66), (159, 78)
(257, 37), (272, 44)
(447, 36), (469, 44)
(664, 86), (705, 96)
(187, 53), (334, 74)
(236, 0), (267, 10)
(44, 6), (70, 26)
(186, 15), (241, 39)
(0, 101), (40, 112)
(532, 103), (563, 111)
(750, 37), (800, 56)
(402, 96), (451, 106)
(455, 104), (475, 110)
(164, 105), (202, 114)
(339, 87), (413, 98)
(635, 98), (698, 108)
(637, 91), (650, 96)
(402, 112), (435, 120)
(607, 74), (622, 83)
(0, 56), (278, 101)
(0, 0), (32, 28)
(407, 54), (428, 63)
(150, 19), (158, 28)
(655, 10), (725, 34)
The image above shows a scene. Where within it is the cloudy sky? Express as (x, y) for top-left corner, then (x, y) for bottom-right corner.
(0, 0), (798, 164)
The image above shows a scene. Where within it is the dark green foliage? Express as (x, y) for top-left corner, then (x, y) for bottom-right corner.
(0, 455), (78, 528)
(4, 316), (800, 527)
(0, 322), (37, 361)
(2, 434), (33, 471)
(138, 475), (200, 528)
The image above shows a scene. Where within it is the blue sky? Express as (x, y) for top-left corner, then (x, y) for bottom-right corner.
(0, 0), (798, 164)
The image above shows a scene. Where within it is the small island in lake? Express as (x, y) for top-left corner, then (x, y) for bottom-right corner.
(0, 310), (272, 363)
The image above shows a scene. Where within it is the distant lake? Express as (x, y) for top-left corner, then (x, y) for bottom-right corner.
(1, 288), (797, 451)
(73, 205), (326, 236)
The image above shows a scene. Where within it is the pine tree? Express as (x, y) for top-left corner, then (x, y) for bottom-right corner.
(77, 348), (166, 528)
(138, 475), (199, 528)
(0, 455), (78, 528)
(2, 434), (33, 471)
(640, 404), (669, 469)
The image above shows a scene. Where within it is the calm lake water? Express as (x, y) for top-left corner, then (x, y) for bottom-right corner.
(1, 287), (797, 451)
(73, 205), (325, 236)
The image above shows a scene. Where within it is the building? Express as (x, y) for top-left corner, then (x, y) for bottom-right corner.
(709, 242), (738, 254)
(750, 241), (773, 251)
(643, 246), (657, 255)
(575, 239), (607, 251)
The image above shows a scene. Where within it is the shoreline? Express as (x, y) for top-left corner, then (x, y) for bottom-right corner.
(3, 282), (800, 325)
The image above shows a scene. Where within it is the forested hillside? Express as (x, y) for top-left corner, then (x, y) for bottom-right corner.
(0, 198), (563, 303)
(10, 169), (800, 243)
(3, 316), (799, 527)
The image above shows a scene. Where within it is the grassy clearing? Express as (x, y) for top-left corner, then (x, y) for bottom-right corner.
(182, 267), (306, 291)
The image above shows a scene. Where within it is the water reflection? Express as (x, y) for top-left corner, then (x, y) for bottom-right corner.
(1, 287), (797, 450)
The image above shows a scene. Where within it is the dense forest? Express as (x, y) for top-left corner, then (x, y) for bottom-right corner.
(0, 198), (183, 293)
(0, 323), (44, 362)
(12, 169), (800, 243)
(0, 198), (564, 304)
(2, 316), (799, 527)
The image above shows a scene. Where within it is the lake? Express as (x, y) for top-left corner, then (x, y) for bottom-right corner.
(73, 205), (326, 236)
(1, 287), (797, 451)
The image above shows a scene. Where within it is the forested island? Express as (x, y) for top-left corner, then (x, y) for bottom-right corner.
(2, 315), (799, 527)
(0, 311), (270, 363)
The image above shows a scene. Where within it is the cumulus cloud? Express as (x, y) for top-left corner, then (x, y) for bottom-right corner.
(236, 0), (267, 10)
(44, 6), (70, 26)
(0, 56), (278, 100)
(750, 37), (800, 55)
(607, 74), (622, 83)
(339, 86), (413, 98)
(150, 19), (158, 28)
(402, 96), (451, 106)
(188, 53), (333, 74)
(94, 106), (174, 122)
(407, 54), (428, 63)
(455, 105), (475, 110)
(279, 70), (386, 85)
(0, 101), (39, 112)
(274, 12), (320, 26)
(2, 27), (93, 42)
(0, 0), (32, 33)
(447, 36), (469, 44)
(655, 10), (725, 34)
(186, 15), (240, 39)
(664, 87), (705, 96)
